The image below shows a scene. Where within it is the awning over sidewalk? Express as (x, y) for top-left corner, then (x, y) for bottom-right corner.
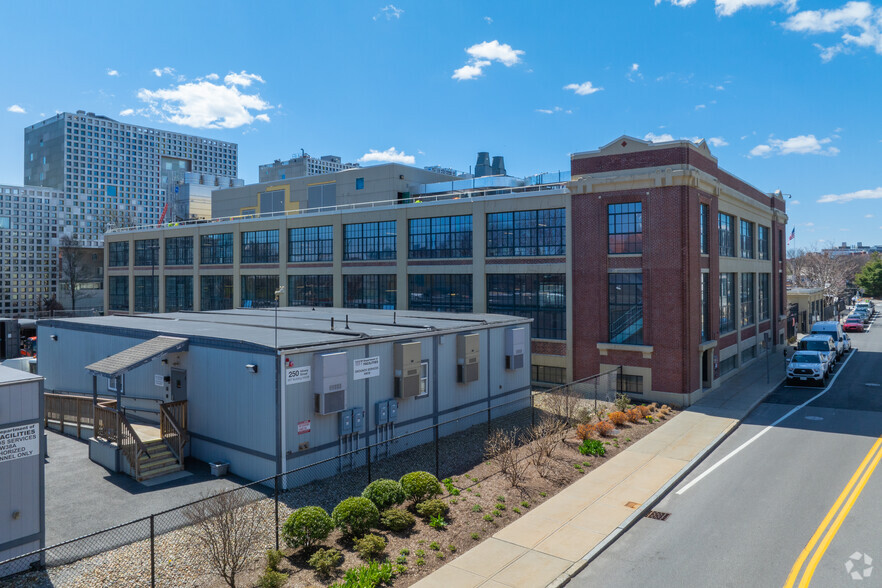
(85, 336), (189, 378)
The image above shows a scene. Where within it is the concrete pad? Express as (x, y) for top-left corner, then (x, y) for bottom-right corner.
(409, 563), (486, 588)
(626, 436), (676, 456)
(567, 500), (635, 535)
(492, 550), (572, 588)
(626, 456), (688, 487)
(529, 488), (605, 518)
(662, 441), (708, 461)
(493, 513), (564, 549)
(449, 538), (527, 578)
(599, 481), (657, 506)
(534, 523), (607, 562)
(477, 581), (511, 588)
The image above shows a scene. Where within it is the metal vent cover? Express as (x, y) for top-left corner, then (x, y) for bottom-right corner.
(645, 510), (671, 521)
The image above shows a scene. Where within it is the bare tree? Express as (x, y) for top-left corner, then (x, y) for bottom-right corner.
(183, 490), (264, 588)
(787, 247), (866, 299)
(528, 417), (567, 478)
(58, 235), (86, 312)
(98, 206), (138, 233)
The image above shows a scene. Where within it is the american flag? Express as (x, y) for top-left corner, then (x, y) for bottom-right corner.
(788, 227), (795, 242)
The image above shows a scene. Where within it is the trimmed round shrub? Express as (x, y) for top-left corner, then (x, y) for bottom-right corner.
(637, 405), (652, 417)
(415, 499), (449, 520)
(380, 507), (416, 532)
(608, 411), (628, 426)
(576, 423), (596, 440)
(308, 548), (342, 577)
(354, 533), (387, 560)
(400, 471), (441, 503)
(332, 496), (380, 537)
(282, 506), (333, 549)
(362, 478), (406, 510)
(626, 408), (641, 423)
(596, 421), (615, 437)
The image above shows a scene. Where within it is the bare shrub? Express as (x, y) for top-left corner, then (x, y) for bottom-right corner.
(184, 490), (264, 588)
(485, 428), (530, 488)
(540, 385), (580, 425)
(528, 417), (567, 478)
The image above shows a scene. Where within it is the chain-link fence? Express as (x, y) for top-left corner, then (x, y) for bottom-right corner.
(0, 367), (621, 587)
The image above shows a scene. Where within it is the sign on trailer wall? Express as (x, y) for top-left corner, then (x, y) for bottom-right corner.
(286, 366), (311, 385)
(0, 423), (39, 464)
(353, 356), (380, 380)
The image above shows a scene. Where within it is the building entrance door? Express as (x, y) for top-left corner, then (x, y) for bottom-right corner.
(702, 350), (713, 389)
(170, 368), (187, 402)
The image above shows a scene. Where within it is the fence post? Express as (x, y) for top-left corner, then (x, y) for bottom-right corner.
(150, 514), (155, 588)
(274, 475), (280, 551)
(594, 378), (598, 412)
(434, 424), (440, 480)
(367, 441), (372, 483)
(531, 393), (535, 428)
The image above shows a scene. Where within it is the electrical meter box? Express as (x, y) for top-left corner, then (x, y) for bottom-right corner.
(505, 327), (526, 370)
(315, 352), (347, 414)
(394, 341), (422, 398)
(457, 333), (480, 383)
(338, 409), (353, 436)
(375, 400), (389, 425)
(352, 407), (365, 433)
(388, 399), (399, 422)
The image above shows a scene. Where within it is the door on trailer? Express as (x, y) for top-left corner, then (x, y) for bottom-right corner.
(171, 368), (188, 402)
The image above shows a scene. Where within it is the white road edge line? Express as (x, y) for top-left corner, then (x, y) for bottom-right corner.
(676, 349), (857, 496)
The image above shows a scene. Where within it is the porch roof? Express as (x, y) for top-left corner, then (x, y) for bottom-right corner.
(85, 336), (189, 378)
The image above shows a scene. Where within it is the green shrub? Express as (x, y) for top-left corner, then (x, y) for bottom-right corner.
(513, 507), (521, 514)
(332, 497), (380, 538)
(471, 532), (480, 540)
(396, 555), (407, 564)
(399, 471), (442, 503)
(429, 541), (440, 551)
(400, 548), (410, 556)
(496, 495), (505, 503)
(415, 499), (449, 520)
(379, 508), (416, 532)
(362, 479), (406, 510)
(492, 509), (502, 517)
(330, 560), (394, 588)
(429, 515), (447, 529)
(495, 503), (506, 511)
(448, 544), (457, 553)
(416, 558), (426, 566)
(472, 504), (483, 512)
(520, 501), (530, 508)
(436, 551), (445, 559)
(615, 392), (631, 411)
(308, 548), (342, 577)
(257, 570), (288, 588)
(482, 514), (493, 523)
(355, 534), (387, 560)
(394, 564), (407, 575)
(282, 506), (334, 549)
(265, 549), (283, 572)
(415, 549), (425, 557)
(539, 492), (547, 497)
(579, 439), (606, 457)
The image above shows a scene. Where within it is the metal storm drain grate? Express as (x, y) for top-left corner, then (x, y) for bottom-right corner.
(645, 510), (671, 521)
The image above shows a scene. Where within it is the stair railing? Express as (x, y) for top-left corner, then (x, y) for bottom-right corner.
(94, 399), (150, 479)
(160, 400), (188, 463)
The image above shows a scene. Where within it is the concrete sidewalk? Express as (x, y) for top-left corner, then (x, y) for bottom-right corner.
(411, 351), (787, 588)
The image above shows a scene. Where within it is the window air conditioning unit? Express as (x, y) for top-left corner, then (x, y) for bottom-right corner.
(457, 333), (480, 383)
(505, 327), (526, 370)
(314, 352), (347, 415)
(394, 341), (421, 398)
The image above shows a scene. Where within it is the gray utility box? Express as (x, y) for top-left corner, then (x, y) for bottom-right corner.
(505, 327), (526, 370)
(457, 333), (480, 383)
(315, 352), (347, 415)
(375, 400), (389, 425)
(338, 409), (353, 436)
(394, 342), (422, 398)
(352, 407), (365, 433)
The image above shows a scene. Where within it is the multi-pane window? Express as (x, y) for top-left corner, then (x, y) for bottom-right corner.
(201, 275), (233, 310)
(241, 230), (279, 264)
(608, 273), (643, 344)
(700, 204), (709, 254)
(700, 272), (710, 342)
(617, 374), (644, 395)
(344, 274), (397, 309)
(418, 361), (429, 398)
(719, 213), (735, 257)
(408, 216), (472, 259)
(758, 226), (770, 260)
(531, 365), (567, 385)
(165, 236), (193, 266)
(607, 203), (643, 254)
(108, 276), (128, 310)
(740, 220), (754, 259)
(758, 273), (770, 321)
(165, 275), (193, 312)
(134, 276), (158, 313)
(288, 275), (333, 307)
(134, 239), (158, 266)
(487, 274), (566, 339)
(241, 275), (279, 308)
(343, 221), (396, 260)
(486, 209), (565, 257)
(108, 241), (129, 267)
(741, 273), (755, 326)
(719, 272), (736, 333)
(408, 274), (473, 313)
(289, 226), (332, 262)
(201, 233), (233, 265)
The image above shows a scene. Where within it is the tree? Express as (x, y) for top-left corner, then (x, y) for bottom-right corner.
(786, 247), (866, 299)
(58, 235), (86, 312)
(855, 253), (882, 297)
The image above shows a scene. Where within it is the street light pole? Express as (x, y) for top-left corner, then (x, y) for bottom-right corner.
(151, 241), (158, 313)
(274, 285), (285, 350)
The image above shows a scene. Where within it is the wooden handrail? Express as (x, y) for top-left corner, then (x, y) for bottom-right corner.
(160, 400), (188, 463)
(94, 399), (150, 479)
(44, 393), (95, 438)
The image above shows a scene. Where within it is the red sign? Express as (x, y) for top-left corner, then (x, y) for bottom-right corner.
(298, 420), (311, 435)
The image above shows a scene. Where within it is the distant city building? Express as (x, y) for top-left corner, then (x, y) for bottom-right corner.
(822, 242), (882, 257)
(423, 165), (469, 177)
(258, 152), (359, 182)
(166, 171), (244, 222)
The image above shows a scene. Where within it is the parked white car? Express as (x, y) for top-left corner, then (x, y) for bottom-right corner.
(786, 351), (828, 386)
(797, 334), (837, 374)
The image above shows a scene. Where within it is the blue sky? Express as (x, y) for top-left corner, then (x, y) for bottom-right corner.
(1, 0), (881, 249)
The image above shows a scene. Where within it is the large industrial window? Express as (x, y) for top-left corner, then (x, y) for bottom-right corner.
(531, 365), (566, 385)
(165, 275), (193, 312)
(201, 275), (233, 310)
(700, 203), (709, 254)
(165, 236), (193, 266)
(288, 274), (333, 307)
(108, 241), (129, 267)
(700, 272), (710, 342)
(134, 239), (159, 266)
(408, 274), (473, 312)
(607, 203), (643, 254)
(608, 273), (643, 345)
(758, 273), (770, 321)
(134, 276), (158, 313)
(288, 226), (332, 262)
(617, 373), (644, 395)
(344, 274), (397, 309)
(344, 221), (396, 260)
(719, 272), (736, 334)
(758, 226), (770, 260)
(487, 274), (566, 339)
(741, 273), (755, 326)
(241, 275), (279, 308)
(200, 233), (233, 265)
(740, 220), (754, 259)
(241, 230), (279, 264)
(719, 214), (735, 257)
(108, 275), (128, 310)
(486, 208), (565, 257)
(408, 215), (472, 259)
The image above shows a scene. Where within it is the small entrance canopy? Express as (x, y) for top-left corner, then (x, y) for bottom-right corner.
(85, 336), (189, 379)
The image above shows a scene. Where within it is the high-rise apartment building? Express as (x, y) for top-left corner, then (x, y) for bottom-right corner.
(259, 152), (359, 182)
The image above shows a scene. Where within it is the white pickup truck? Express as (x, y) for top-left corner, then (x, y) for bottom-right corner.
(786, 351), (828, 386)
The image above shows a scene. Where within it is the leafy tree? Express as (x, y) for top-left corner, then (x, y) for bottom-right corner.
(855, 253), (882, 297)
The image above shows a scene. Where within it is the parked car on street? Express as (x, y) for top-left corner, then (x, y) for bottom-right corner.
(842, 333), (852, 352)
(786, 351), (828, 386)
(809, 321), (846, 358)
(797, 334), (837, 374)
(843, 316), (865, 332)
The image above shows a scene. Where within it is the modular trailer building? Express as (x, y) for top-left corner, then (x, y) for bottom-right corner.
(37, 308), (531, 485)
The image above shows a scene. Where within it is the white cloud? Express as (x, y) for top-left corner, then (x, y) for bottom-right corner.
(452, 61), (490, 81)
(536, 106), (572, 115)
(654, 0), (698, 6)
(358, 147), (415, 165)
(136, 72), (271, 129)
(644, 132), (675, 143)
(119, 108), (135, 116)
(866, 213), (875, 217)
(817, 186), (882, 203)
(255, 113), (271, 123)
(804, 222), (815, 226)
(627, 63), (643, 82)
(784, 2), (882, 61)
(708, 137), (729, 147)
(655, 0), (796, 16)
(695, 104), (706, 110)
(152, 67), (175, 77)
(790, 199), (801, 205)
(6, 104), (26, 114)
(631, 63), (640, 72)
(106, 69), (120, 77)
(564, 81), (603, 95)
(452, 40), (524, 80)
(205, 73), (219, 81)
(373, 4), (404, 20)
(484, 16), (493, 24)
(749, 134), (839, 157)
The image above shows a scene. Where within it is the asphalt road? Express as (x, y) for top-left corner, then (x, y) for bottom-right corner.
(572, 310), (882, 588)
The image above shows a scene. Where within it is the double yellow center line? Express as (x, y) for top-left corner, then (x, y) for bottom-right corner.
(784, 434), (882, 587)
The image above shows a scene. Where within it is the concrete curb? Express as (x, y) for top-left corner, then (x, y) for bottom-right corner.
(546, 375), (785, 588)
